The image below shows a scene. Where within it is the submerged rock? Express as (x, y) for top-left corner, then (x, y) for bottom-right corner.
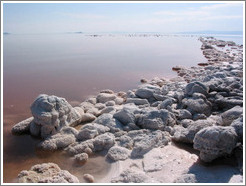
(12, 117), (33, 135)
(83, 174), (94, 183)
(74, 153), (89, 164)
(38, 127), (77, 150)
(17, 163), (79, 183)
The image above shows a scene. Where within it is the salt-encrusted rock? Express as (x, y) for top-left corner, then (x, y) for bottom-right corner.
(135, 84), (160, 99)
(231, 117), (243, 142)
(153, 94), (170, 101)
(127, 90), (136, 98)
(67, 132), (115, 155)
(178, 109), (192, 120)
(185, 81), (209, 97)
(94, 103), (106, 110)
(130, 130), (170, 158)
(100, 106), (116, 114)
(158, 98), (173, 109)
(100, 89), (114, 94)
(30, 94), (81, 138)
(111, 169), (154, 183)
(107, 146), (130, 161)
(93, 132), (115, 152)
(173, 174), (197, 183)
(124, 123), (140, 131)
(74, 153), (88, 164)
(221, 106), (243, 126)
(77, 123), (110, 141)
(193, 113), (207, 121)
(140, 78), (148, 83)
(12, 117), (33, 135)
(182, 93), (212, 116)
(80, 102), (95, 112)
(85, 97), (97, 105)
(80, 113), (96, 123)
(172, 119), (214, 144)
(116, 135), (134, 149)
(83, 174), (94, 183)
(114, 97), (124, 105)
(60, 126), (78, 136)
(216, 41), (226, 47)
(117, 91), (127, 98)
(94, 113), (123, 132)
(74, 107), (84, 116)
(66, 140), (94, 156)
(17, 163), (79, 183)
(113, 104), (140, 126)
(180, 119), (194, 128)
(29, 121), (41, 136)
(215, 97), (243, 110)
(126, 98), (149, 105)
(96, 93), (116, 103)
(151, 101), (162, 107)
(105, 100), (115, 106)
(193, 126), (237, 162)
(137, 109), (176, 130)
(38, 127), (77, 150)
(86, 107), (100, 117)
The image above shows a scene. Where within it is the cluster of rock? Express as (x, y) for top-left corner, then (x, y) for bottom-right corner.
(12, 37), (243, 183)
(199, 37), (243, 62)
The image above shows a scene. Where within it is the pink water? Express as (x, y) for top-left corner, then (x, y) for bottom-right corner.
(3, 34), (206, 182)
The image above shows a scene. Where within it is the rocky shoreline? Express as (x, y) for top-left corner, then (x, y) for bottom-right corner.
(11, 37), (243, 183)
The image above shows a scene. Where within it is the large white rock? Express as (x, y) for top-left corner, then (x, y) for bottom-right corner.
(30, 94), (81, 138)
(193, 126), (237, 162)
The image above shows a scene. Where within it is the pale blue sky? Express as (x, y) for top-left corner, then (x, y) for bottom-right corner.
(3, 2), (244, 34)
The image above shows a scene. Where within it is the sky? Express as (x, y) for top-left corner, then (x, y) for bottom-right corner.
(3, 2), (244, 34)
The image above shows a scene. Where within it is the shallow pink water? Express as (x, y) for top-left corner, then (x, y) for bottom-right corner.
(3, 34), (206, 182)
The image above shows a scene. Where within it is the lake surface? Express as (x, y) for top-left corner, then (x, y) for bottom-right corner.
(3, 33), (239, 183)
